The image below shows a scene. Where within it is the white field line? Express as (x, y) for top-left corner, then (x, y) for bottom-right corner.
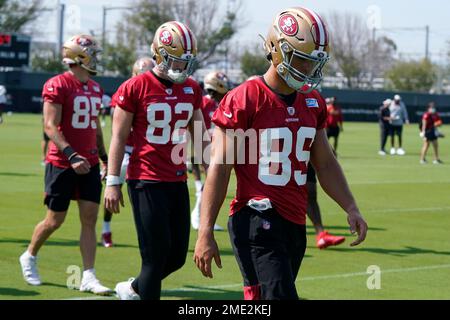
(62, 263), (450, 299)
(350, 180), (450, 185)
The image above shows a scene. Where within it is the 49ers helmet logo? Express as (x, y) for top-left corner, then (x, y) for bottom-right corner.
(76, 37), (93, 47)
(160, 30), (173, 45)
(278, 14), (298, 36)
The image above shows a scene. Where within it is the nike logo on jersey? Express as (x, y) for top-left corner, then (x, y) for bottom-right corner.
(119, 96), (124, 101)
(223, 111), (233, 119)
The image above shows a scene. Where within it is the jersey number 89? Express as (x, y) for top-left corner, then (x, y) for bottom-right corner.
(259, 127), (316, 187)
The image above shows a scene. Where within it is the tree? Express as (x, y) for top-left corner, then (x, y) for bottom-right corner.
(324, 11), (396, 88)
(386, 59), (436, 93)
(102, 23), (138, 77)
(31, 52), (65, 73)
(112, 0), (243, 69)
(0, 0), (43, 33)
(103, 43), (137, 77)
(240, 47), (269, 79)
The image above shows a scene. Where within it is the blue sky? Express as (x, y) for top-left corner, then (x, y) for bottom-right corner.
(34, 0), (450, 64)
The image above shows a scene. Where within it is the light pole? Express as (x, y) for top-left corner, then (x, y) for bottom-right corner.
(57, 3), (65, 56)
(373, 26), (431, 60)
(101, 6), (132, 50)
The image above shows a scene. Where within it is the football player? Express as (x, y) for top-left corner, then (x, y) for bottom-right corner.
(20, 35), (112, 295)
(326, 97), (343, 153)
(194, 7), (368, 300)
(420, 102), (443, 165)
(0, 84), (6, 124)
(104, 21), (209, 300)
(101, 57), (155, 248)
(190, 71), (231, 231)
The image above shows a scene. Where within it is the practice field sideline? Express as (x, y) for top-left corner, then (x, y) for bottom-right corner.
(1, 114), (449, 300)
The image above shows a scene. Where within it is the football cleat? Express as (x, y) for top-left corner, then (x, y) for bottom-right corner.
(316, 231), (345, 250)
(191, 211), (224, 231)
(390, 148), (396, 155)
(101, 232), (113, 248)
(80, 272), (114, 296)
(115, 278), (140, 300)
(396, 148), (406, 156)
(19, 251), (42, 286)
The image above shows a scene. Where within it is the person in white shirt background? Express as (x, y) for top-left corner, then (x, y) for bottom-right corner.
(389, 94), (410, 156)
(0, 84), (7, 124)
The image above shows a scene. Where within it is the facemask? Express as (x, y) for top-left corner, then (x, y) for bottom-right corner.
(168, 69), (189, 83)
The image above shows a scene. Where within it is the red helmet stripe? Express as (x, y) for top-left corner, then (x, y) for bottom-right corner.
(302, 8), (327, 51)
(172, 21), (192, 52)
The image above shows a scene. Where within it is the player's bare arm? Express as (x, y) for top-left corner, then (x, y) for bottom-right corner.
(96, 119), (108, 180)
(194, 126), (235, 278)
(104, 106), (133, 214)
(43, 101), (90, 175)
(310, 129), (368, 246)
(188, 108), (211, 172)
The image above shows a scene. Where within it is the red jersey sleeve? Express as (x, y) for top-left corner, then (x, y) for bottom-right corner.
(115, 79), (138, 114)
(42, 76), (66, 105)
(212, 90), (251, 130)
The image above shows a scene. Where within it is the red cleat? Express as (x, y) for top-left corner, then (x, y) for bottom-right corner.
(101, 232), (113, 248)
(316, 231), (345, 250)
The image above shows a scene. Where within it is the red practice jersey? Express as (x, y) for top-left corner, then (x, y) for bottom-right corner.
(115, 71), (203, 182)
(42, 71), (103, 168)
(212, 77), (327, 225)
(423, 112), (442, 130)
(111, 92), (134, 148)
(201, 95), (218, 132)
(326, 104), (343, 128)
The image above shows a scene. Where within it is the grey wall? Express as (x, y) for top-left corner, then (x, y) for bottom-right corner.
(1, 71), (449, 123)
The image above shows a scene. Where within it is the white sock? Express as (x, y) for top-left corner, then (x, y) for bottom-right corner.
(23, 250), (36, 259)
(83, 268), (96, 279)
(102, 221), (111, 234)
(195, 180), (203, 193)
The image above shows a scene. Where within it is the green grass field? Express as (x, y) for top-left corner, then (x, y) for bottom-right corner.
(1, 113), (450, 300)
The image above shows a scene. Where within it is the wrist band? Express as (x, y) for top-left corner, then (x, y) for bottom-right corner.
(69, 155), (84, 165)
(106, 175), (121, 187)
(100, 154), (108, 163)
(63, 146), (77, 160)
